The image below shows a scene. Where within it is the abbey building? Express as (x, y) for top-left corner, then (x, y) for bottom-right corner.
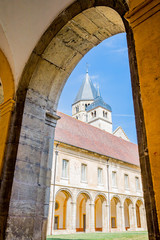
(47, 71), (147, 235)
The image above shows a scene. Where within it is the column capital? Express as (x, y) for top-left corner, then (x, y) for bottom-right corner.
(45, 111), (60, 127)
(0, 98), (15, 117)
(125, 0), (159, 29)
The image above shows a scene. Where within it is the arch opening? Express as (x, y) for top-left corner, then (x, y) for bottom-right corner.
(76, 192), (91, 232)
(124, 198), (133, 231)
(54, 190), (72, 231)
(0, 1), (152, 239)
(95, 195), (106, 232)
(111, 197), (120, 229)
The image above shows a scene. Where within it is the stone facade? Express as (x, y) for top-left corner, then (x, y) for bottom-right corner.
(47, 139), (147, 235)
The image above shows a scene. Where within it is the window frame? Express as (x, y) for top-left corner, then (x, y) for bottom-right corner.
(61, 159), (69, 179)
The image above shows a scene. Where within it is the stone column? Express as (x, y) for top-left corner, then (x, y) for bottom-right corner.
(102, 202), (108, 232)
(116, 202), (121, 231)
(85, 200), (90, 233)
(129, 205), (135, 230)
(120, 205), (125, 231)
(71, 201), (76, 233)
(2, 89), (60, 240)
(106, 204), (110, 232)
(66, 198), (72, 232)
(90, 202), (95, 232)
(133, 206), (137, 230)
(125, 1), (160, 238)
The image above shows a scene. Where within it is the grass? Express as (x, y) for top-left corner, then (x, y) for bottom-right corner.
(47, 231), (148, 240)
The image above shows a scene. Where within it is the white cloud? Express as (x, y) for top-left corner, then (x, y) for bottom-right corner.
(111, 47), (127, 53)
(113, 114), (134, 117)
(90, 75), (99, 80)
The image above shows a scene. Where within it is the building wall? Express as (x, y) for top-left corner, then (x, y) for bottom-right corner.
(47, 141), (147, 235)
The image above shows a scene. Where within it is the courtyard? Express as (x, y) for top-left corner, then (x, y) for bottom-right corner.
(47, 231), (148, 240)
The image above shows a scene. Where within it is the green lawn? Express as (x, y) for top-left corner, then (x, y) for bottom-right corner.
(47, 231), (148, 240)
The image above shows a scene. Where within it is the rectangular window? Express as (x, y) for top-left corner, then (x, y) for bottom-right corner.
(112, 171), (117, 187)
(135, 177), (140, 191)
(62, 159), (69, 178)
(81, 164), (87, 182)
(98, 168), (103, 184)
(124, 174), (129, 189)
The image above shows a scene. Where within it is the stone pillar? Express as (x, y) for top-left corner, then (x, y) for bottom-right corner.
(85, 200), (90, 233)
(120, 205), (125, 231)
(2, 89), (60, 240)
(47, 185), (55, 236)
(66, 198), (72, 232)
(116, 202), (121, 231)
(133, 206), (137, 230)
(125, 1), (160, 238)
(90, 202), (95, 232)
(102, 202), (108, 232)
(129, 205), (135, 230)
(106, 204), (110, 232)
(71, 201), (76, 233)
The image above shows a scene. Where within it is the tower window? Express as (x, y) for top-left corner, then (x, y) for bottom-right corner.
(76, 106), (79, 113)
(103, 111), (107, 118)
(85, 104), (88, 110)
(94, 111), (96, 117)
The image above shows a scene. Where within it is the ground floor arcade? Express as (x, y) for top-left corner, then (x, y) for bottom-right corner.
(47, 187), (147, 235)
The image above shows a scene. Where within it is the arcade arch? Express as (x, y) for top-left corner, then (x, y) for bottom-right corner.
(111, 196), (121, 229)
(54, 189), (72, 231)
(0, 0), (159, 239)
(76, 192), (91, 232)
(95, 194), (107, 232)
(124, 198), (134, 230)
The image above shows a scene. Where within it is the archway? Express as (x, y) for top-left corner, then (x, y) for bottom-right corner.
(124, 198), (134, 230)
(0, 1), (158, 239)
(53, 190), (72, 231)
(111, 197), (121, 230)
(76, 192), (91, 232)
(95, 194), (107, 232)
(136, 199), (146, 230)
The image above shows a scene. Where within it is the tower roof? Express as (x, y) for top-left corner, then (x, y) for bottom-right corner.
(86, 95), (112, 112)
(73, 70), (97, 104)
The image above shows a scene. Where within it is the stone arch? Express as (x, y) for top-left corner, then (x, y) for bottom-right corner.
(0, 1), (157, 239)
(135, 199), (146, 229)
(111, 194), (122, 205)
(110, 196), (121, 229)
(76, 190), (92, 202)
(54, 188), (72, 231)
(95, 193), (107, 231)
(76, 191), (92, 232)
(55, 188), (73, 201)
(94, 192), (107, 203)
(124, 198), (134, 230)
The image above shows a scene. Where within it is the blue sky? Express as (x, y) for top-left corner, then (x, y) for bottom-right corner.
(58, 33), (137, 144)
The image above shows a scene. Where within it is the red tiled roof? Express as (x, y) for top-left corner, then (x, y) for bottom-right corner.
(55, 112), (140, 166)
